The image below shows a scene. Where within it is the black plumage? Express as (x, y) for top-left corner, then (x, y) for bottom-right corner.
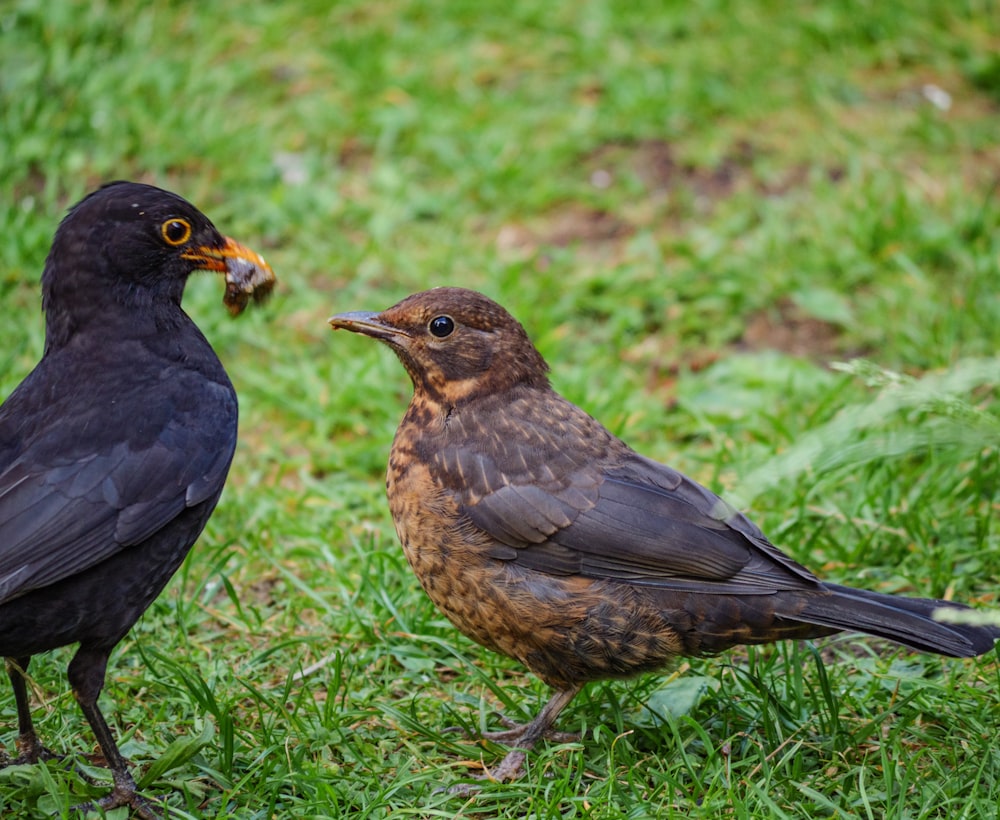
(0, 181), (274, 817)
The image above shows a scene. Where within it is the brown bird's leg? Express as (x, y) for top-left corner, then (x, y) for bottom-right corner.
(66, 646), (160, 820)
(479, 685), (583, 745)
(486, 713), (582, 743)
(471, 684), (583, 785)
(3, 656), (57, 765)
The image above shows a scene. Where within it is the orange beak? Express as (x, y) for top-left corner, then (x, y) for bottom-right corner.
(182, 236), (276, 315)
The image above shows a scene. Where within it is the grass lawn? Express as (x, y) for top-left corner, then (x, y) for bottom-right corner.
(1, 0), (999, 817)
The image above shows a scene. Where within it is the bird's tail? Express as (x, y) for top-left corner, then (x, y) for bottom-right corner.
(792, 583), (1000, 658)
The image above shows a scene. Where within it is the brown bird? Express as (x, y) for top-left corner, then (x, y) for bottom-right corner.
(328, 287), (999, 785)
(0, 182), (274, 817)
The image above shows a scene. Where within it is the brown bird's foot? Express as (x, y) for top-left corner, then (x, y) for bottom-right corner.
(444, 714), (578, 744)
(448, 683), (584, 746)
(477, 713), (580, 744)
(447, 721), (576, 795)
(446, 749), (529, 795)
(445, 685), (584, 794)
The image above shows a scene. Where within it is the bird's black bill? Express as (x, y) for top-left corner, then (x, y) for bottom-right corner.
(181, 236), (275, 315)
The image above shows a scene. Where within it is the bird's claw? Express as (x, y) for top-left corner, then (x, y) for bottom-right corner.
(1, 740), (65, 769)
(443, 749), (530, 795)
(0, 745), (124, 798)
(444, 712), (579, 745)
(440, 717), (579, 795)
(72, 782), (162, 820)
(477, 724), (580, 745)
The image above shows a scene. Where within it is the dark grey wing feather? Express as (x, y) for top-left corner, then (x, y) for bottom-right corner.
(111, 429), (234, 545)
(0, 459), (119, 602)
(434, 405), (604, 546)
(0, 375), (236, 606)
(437, 389), (820, 594)
(463, 447), (820, 594)
(468, 483), (579, 546)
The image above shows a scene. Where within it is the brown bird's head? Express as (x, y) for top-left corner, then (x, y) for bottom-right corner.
(42, 181), (275, 347)
(329, 287), (551, 403)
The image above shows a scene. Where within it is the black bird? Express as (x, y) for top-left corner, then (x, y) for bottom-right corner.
(329, 287), (999, 786)
(0, 181), (275, 817)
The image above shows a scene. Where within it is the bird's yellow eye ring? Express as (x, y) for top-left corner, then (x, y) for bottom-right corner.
(161, 218), (192, 246)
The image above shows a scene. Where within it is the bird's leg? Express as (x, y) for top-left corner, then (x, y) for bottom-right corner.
(3, 655), (110, 788)
(448, 684), (583, 793)
(480, 713), (580, 744)
(477, 684), (584, 746)
(3, 656), (60, 765)
(65, 647), (161, 820)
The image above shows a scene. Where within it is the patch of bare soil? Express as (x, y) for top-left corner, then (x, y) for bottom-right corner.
(595, 137), (753, 200)
(738, 297), (847, 360)
(496, 138), (843, 256)
(496, 204), (632, 253)
(586, 138), (843, 201)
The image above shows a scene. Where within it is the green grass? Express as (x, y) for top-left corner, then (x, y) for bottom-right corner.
(2, 0), (999, 816)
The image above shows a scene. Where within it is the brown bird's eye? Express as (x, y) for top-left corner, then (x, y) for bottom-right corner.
(160, 218), (192, 246)
(428, 315), (455, 338)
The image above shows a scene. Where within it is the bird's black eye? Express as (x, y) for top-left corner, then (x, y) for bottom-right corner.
(428, 315), (455, 338)
(161, 218), (192, 246)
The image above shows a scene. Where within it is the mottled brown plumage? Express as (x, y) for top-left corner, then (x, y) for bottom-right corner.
(328, 287), (999, 786)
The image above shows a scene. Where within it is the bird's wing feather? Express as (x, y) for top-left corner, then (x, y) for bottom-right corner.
(0, 376), (236, 605)
(435, 422), (601, 542)
(462, 447), (820, 594)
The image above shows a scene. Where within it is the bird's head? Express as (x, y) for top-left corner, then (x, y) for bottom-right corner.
(329, 287), (550, 403)
(41, 181), (275, 340)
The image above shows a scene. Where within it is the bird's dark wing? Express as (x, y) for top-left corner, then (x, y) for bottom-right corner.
(454, 422), (820, 594)
(440, 447), (601, 551)
(430, 394), (604, 565)
(553, 455), (819, 592)
(0, 371), (236, 605)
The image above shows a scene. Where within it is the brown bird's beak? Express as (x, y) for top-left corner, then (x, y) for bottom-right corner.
(182, 236), (276, 315)
(327, 311), (410, 345)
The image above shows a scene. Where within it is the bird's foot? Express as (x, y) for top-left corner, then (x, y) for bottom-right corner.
(443, 687), (584, 794)
(446, 748), (529, 795)
(445, 714), (579, 745)
(1, 748), (160, 816)
(443, 719), (578, 795)
(478, 714), (580, 744)
(0, 734), (64, 768)
(72, 777), (162, 820)
(2, 740), (117, 792)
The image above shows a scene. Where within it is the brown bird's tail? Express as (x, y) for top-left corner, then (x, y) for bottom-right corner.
(793, 584), (1000, 658)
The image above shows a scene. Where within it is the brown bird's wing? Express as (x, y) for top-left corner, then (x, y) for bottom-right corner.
(430, 395), (603, 570)
(0, 362), (236, 605)
(552, 454), (821, 592)
(456, 431), (822, 594)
